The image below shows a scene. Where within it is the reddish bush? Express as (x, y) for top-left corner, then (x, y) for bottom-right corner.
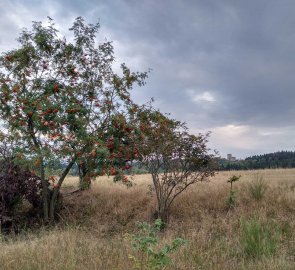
(0, 159), (44, 228)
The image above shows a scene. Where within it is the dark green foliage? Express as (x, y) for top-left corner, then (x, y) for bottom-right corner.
(219, 151), (295, 170)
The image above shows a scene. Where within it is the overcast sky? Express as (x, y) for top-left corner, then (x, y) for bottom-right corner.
(1, 0), (295, 158)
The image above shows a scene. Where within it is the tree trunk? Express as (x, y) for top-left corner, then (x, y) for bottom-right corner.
(49, 158), (76, 221)
(49, 188), (62, 221)
(28, 119), (49, 222)
(78, 161), (91, 190)
(156, 199), (169, 228)
(39, 159), (49, 222)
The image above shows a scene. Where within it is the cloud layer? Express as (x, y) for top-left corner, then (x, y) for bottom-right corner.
(1, 0), (295, 157)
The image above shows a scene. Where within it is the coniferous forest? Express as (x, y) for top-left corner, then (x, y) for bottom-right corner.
(219, 151), (295, 170)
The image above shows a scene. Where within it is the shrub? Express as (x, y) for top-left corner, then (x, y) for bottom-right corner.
(248, 174), (268, 201)
(128, 219), (186, 270)
(0, 159), (44, 230)
(240, 218), (278, 259)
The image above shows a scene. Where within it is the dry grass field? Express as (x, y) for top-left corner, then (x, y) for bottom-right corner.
(1, 169), (295, 269)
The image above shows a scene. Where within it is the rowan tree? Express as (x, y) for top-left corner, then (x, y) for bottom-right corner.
(136, 109), (216, 223)
(0, 17), (147, 221)
(76, 112), (140, 190)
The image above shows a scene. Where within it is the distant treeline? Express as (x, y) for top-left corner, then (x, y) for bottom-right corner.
(14, 151), (295, 174)
(219, 151), (295, 170)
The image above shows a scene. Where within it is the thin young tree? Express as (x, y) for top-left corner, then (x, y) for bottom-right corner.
(136, 109), (217, 223)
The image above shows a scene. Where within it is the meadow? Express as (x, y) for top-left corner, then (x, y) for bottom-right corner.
(0, 169), (295, 270)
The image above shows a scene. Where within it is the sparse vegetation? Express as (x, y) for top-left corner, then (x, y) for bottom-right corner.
(248, 174), (268, 201)
(0, 169), (294, 269)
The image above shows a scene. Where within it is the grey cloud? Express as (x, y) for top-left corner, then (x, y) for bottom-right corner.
(1, 0), (295, 157)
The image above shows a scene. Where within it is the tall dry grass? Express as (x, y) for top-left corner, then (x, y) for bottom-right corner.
(0, 169), (295, 269)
